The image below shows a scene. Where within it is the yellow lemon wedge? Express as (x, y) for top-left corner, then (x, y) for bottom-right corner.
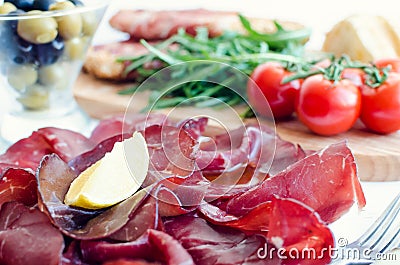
(64, 132), (149, 209)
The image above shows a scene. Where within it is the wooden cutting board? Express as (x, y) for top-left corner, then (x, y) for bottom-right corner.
(73, 73), (400, 182)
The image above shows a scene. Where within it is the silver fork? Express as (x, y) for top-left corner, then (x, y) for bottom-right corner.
(330, 193), (400, 265)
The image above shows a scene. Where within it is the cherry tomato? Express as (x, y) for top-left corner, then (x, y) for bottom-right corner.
(314, 60), (365, 89)
(360, 72), (400, 134)
(296, 75), (361, 136)
(313, 58), (331, 69)
(341, 68), (365, 88)
(247, 62), (301, 119)
(374, 58), (400, 73)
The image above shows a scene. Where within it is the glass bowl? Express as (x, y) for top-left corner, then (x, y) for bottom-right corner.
(0, 0), (109, 145)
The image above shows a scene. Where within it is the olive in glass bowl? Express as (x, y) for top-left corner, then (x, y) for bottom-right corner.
(0, 0), (109, 144)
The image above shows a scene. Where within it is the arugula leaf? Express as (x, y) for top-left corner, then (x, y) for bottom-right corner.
(117, 14), (313, 113)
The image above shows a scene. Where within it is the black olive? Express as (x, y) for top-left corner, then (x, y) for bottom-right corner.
(6, 9), (25, 31)
(11, 36), (37, 64)
(5, 0), (34, 11)
(32, 0), (56, 11)
(35, 36), (65, 65)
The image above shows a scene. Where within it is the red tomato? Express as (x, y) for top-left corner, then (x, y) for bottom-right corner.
(342, 68), (365, 88)
(296, 75), (361, 136)
(313, 58), (331, 69)
(374, 58), (400, 73)
(360, 72), (400, 134)
(247, 62), (301, 119)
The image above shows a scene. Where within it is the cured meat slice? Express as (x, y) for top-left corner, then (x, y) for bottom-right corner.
(69, 134), (127, 175)
(196, 123), (305, 180)
(103, 260), (161, 265)
(267, 197), (333, 265)
(168, 197), (333, 265)
(143, 125), (197, 182)
(36, 127), (94, 162)
(226, 141), (366, 223)
(0, 168), (37, 207)
(75, 115), (199, 179)
(89, 113), (168, 144)
(176, 117), (208, 140)
(0, 202), (64, 265)
(37, 154), (147, 240)
(0, 131), (53, 171)
(164, 214), (271, 265)
(81, 229), (195, 265)
(198, 200), (272, 233)
(109, 9), (304, 40)
(0, 128), (93, 172)
(61, 240), (89, 265)
(38, 154), (205, 242)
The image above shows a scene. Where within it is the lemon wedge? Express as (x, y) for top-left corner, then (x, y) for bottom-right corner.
(64, 132), (149, 209)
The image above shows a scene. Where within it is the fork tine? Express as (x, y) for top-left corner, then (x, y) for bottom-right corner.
(355, 193), (400, 248)
(380, 224), (400, 253)
(368, 197), (400, 251)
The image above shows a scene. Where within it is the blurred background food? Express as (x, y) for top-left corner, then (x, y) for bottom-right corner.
(323, 15), (400, 62)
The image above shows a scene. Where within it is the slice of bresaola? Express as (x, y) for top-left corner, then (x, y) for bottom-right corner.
(0, 127), (94, 172)
(0, 168), (37, 207)
(165, 200), (333, 265)
(109, 9), (304, 40)
(197, 123), (305, 178)
(81, 229), (195, 265)
(0, 202), (64, 265)
(226, 141), (366, 224)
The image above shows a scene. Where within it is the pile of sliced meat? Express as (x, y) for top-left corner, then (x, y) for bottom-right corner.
(0, 113), (365, 265)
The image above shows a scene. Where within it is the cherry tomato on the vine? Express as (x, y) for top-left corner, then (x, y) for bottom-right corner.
(296, 75), (362, 136)
(360, 72), (400, 134)
(341, 68), (365, 88)
(247, 62), (301, 119)
(374, 58), (400, 73)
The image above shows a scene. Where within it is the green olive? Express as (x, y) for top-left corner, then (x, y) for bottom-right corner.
(17, 84), (49, 110)
(50, 2), (83, 40)
(38, 64), (64, 86)
(7, 64), (38, 92)
(0, 3), (17, 14)
(64, 36), (90, 60)
(49, 1), (76, 11)
(17, 11), (58, 44)
(81, 12), (98, 36)
(57, 13), (83, 40)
